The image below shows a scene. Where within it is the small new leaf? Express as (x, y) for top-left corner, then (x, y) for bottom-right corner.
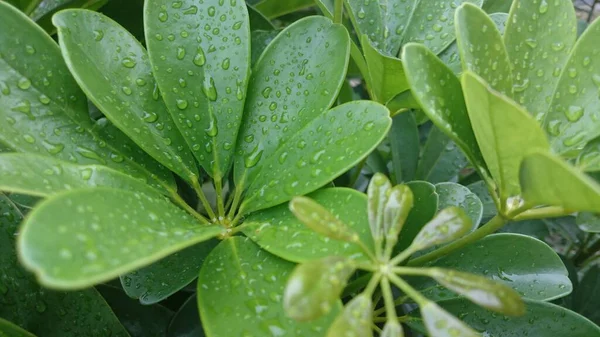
(430, 268), (526, 316)
(383, 184), (414, 245)
(326, 294), (373, 337)
(284, 256), (356, 321)
(368, 173), (392, 242)
(421, 301), (480, 337)
(381, 320), (404, 337)
(410, 207), (472, 252)
(290, 196), (359, 242)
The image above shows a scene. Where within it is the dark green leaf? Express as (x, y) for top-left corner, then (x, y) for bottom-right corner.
(120, 239), (218, 305)
(254, 0), (313, 19)
(504, 0), (577, 119)
(577, 136), (600, 172)
(384, 184), (414, 244)
(0, 318), (36, 337)
(326, 294), (373, 337)
(574, 266), (600, 325)
(19, 188), (222, 289)
(290, 195), (360, 242)
(251, 30), (278, 67)
(197, 237), (339, 336)
(247, 4), (274, 30)
(145, 0), (250, 180)
(362, 35), (409, 103)
(409, 207), (472, 251)
(420, 301), (479, 337)
(520, 150), (600, 212)
(284, 256), (355, 321)
(32, 0), (108, 34)
(0, 194), (129, 337)
(53, 10), (198, 184)
(415, 126), (468, 184)
(244, 188), (374, 262)
(97, 285), (173, 337)
(395, 181), (439, 251)
(0, 153), (159, 197)
(435, 182), (482, 228)
(483, 0), (512, 13)
(381, 321), (404, 337)
(389, 111), (419, 183)
(467, 180), (497, 220)
(167, 295), (204, 337)
(576, 212), (600, 233)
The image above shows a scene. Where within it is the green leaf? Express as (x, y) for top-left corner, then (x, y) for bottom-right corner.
(18, 188), (223, 289)
(401, 0), (483, 54)
(435, 182), (483, 228)
(243, 188), (374, 263)
(467, 180), (497, 220)
(574, 266), (600, 325)
(167, 295), (204, 337)
(97, 285), (173, 337)
(384, 184), (414, 244)
(544, 18), (600, 156)
(576, 212), (600, 233)
(389, 111), (419, 183)
(504, 0), (577, 119)
(0, 194), (129, 337)
(254, 0), (313, 19)
(368, 173), (392, 243)
(0, 153), (159, 197)
(420, 301), (479, 337)
(432, 298), (600, 336)
(403, 43), (490, 186)
(32, 0), (109, 34)
(577, 136), (600, 172)
(520, 150), (600, 212)
(0, 318), (36, 337)
(251, 29), (278, 67)
(290, 196), (360, 242)
(395, 181), (439, 252)
(429, 268), (525, 315)
(415, 126), (469, 184)
(197, 237), (339, 336)
(121, 239), (218, 305)
(247, 4), (274, 30)
(238, 100), (390, 213)
(483, 0), (512, 13)
(418, 233), (571, 301)
(145, 0), (250, 180)
(284, 256), (356, 321)
(381, 321), (404, 337)
(361, 35), (409, 103)
(462, 71), (549, 204)
(456, 3), (513, 95)
(410, 207), (472, 252)
(326, 294), (373, 337)
(53, 10), (198, 184)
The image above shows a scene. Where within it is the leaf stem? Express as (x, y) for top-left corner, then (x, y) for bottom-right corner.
(407, 214), (508, 266)
(388, 273), (428, 306)
(381, 277), (398, 322)
(170, 191), (210, 224)
(227, 179), (245, 220)
(392, 266), (431, 277)
(356, 240), (379, 263)
(191, 176), (217, 221)
(214, 177), (226, 219)
(334, 0), (343, 24)
(363, 272), (381, 296)
(511, 206), (573, 221)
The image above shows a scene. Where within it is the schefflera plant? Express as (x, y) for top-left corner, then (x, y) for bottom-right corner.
(281, 173), (525, 337)
(0, 0), (391, 334)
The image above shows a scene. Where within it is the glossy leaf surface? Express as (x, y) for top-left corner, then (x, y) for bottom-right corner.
(520, 151), (600, 212)
(0, 194), (129, 337)
(290, 196), (359, 242)
(368, 173), (392, 242)
(415, 127), (468, 184)
(577, 137), (600, 172)
(53, 10), (198, 183)
(576, 212), (600, 233)
(389, 111), (419, 183)
(395, 181), (439, 251)
(197, 237), (339, 336)
(121, 239), (218, 305)
(254, 0), (313, 18)
(326, 295), (372, 337)
(145, 0), (250, 179)
(362, 35), (408, 103)
(19, 188), (222, 289)
(244, 188), (374, 262)
(435, 182), (483, 228)
(420, 301), (479, 337)
(410, 207), (472, 251)
(0, 318), (36, 337)
(284, 256), (355, 321)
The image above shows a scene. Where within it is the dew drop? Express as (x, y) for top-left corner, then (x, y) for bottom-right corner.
(93, 30), (104, 41)
(122, 57), (137, 68)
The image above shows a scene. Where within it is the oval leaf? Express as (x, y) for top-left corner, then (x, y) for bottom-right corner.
(243, 188), (374, 263)
(18, 188), (223, 289)
(145, 0), (250, 180)
(326, 294), (373, 337)
(415, 127), (469, 184)
(395, 181), (439, 252)
(384, 184), (414, 243)
(435, 182), (483, 228)
(420, 301), (479, 337)
(290, 196), (359, 242)
(0, 318), (36, 337)
(410, 207), (472, 252)
(362, 35), (409, 103)
(284, 256), (356, 321)
(53, 9), (198, 183)
(197, 237), (339, 336)
(368, 173), (392, 243)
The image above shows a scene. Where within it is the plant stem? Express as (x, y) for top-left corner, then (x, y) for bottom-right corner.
(227, 179), (245, 220)
(214, 177), (225, 219)
(392, 266), (430, 276)
(389, 246), (417, 266)
(388, 273), (428, 306)
(364, 272), (381, 296)
(334, 0), (343, 24)
(356, 240), (379, 263)
(407, 214), (508, 266)
(170, 191), (210, 224)
(191, 176), (217, 221)
(512, 206), (573, 221)
(381, 277), (398, 322)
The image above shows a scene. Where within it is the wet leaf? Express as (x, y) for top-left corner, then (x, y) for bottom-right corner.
(53, 10), (198, 184)
(32, 0), (108, 34)
(368, 173), (392, 243)
(18, 188), (223, 289)
(290, 196), (359, 242)
(420, 301), (479, 337)
(389, 111), (419, 183)
(576, 212), (600, 233)
(416, 233), (571, 301)
(395, 181), (439, 252)
(462, 71), (549, 204)
(247, 4), (274, 30)
(0, 153), (159, 197)
(284, 256), (356, 321)
(197, 237), (339, 336)
(467, 180), (497, 220)
(577, 136), (600, 172)
(483, 0), (512, 13)
(244, 188), (374, 263)
(410, 207), (472, 252)
(145, 0), (250, 180)
(573, 266), (600, 325)
(326, 294), (373, 337)
(238, 100), (390, 214)
(431, 298), (600, 336)
(456, 3), (513, 95)
(120, 239), (218, 305)
(254, 0), (313, 18)
(361, 35), (409, 103)
(520, 150), (600, 212)
(0, 194), (129, 337)
(384, 184), (414, 243)
(544, 18), (600, 156)
(435, 182), (483, 228)
(504, 0), (577, 119)
(403, 43), (490, 186)
(415, 127), (468, 184)
(381, 321), (404, 337)
(251, 30), (278, 67)
(0, 3), (169, 192)
(167, 294), (204, 337)
(0, 318), (36, 337)
(97, 285), (173, 337)
(430, 268), (525, 315)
